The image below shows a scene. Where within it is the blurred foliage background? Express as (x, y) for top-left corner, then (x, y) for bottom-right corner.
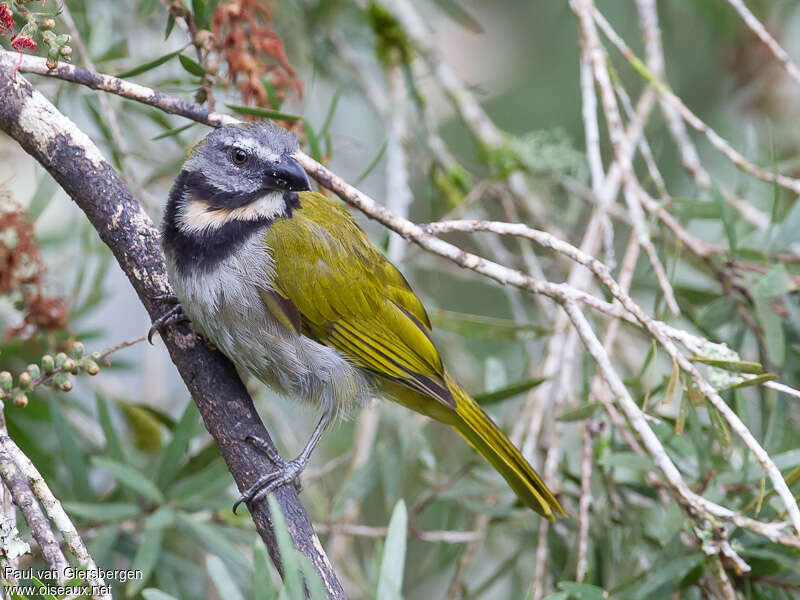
(1, 0), (800, 599)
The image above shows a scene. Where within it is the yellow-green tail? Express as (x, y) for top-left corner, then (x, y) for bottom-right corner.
(445, 375), (566, 520)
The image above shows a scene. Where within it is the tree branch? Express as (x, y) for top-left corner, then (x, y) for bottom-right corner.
(0, 53), (344, 599)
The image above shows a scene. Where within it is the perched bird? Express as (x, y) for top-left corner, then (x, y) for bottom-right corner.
(158, 122), (565, 520)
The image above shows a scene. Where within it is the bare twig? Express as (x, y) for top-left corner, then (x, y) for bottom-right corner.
(0, 437), (109, 598)
(724, 0), (800, 87)
(597, 9), (791, 217)
(0, 448), (68, 585)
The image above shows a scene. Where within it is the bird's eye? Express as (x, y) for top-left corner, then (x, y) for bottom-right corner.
(232, 148), (248, 165)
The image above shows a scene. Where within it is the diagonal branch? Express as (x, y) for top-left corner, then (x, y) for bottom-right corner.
(0, 53), (345, 600)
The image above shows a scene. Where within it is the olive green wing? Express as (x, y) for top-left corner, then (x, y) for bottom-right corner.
(263, 191), (455, 408)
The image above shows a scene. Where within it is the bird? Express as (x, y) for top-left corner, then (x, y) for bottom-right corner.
(156, 122), (565, 520)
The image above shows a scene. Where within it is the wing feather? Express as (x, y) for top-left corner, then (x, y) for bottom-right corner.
(264, 191), (453, 409)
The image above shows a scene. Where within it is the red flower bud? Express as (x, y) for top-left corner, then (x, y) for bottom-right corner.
(0, 3), (14, 33)
(11, 35), (37, 52)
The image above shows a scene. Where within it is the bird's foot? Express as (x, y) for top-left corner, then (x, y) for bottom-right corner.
(148, 301), (189, 344)
(232, 435), (306, 514)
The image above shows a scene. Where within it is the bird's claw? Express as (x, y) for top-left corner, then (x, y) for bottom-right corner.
(232, 435), (305, 514)
(148, 302), (189, 344)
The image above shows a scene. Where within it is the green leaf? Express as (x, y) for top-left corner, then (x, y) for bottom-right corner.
(302, 118), (322, 162)
(262, 78), (282, 110)
(118, 401), (164, 452)
(753, 263), (796, 298)
(376, 500), (407, 600)
(94, 39), (129, 63)
(675, 389), (689, 436)
(775, 198), (800, 250)
(96, 394), (126, 463)
(175, 513), (248, 569)
(206, 555), (245, 600)
(475, 378), (546, 406)
(266, 495), (303, 599)
(430, 309), (549, 341)
(431, 0), (484, 32)
(295, 554), (330, 600)
(330, 460), (381, 520)
(64, 502), (142, 522)
(319, 89), (342, 140)
(168, 458), (231, 502)
(51, 400), (93, 501)
(179, 53), (206, 77)
(164, 14), (176, 40)
(253, 541), (278, 600)
(28, 174), (58, 220)
(556, 582), (605, 600)
(225, 104), (301, 121)
(127, 524), (164, 597)
(142, 590), (180, 600)
(118, 49), (183, 78)
(662, 359), (681, 406)
(719, 372), (778, 391)
(633, 554), (702, 597)
(754, 297), (786, 365)
(675, 197), (721, 220)
(354, 138), (387, 185)
(157, 401), (200, 488)
(91, 457), (165, 503)
(31, 578), (57, 600)
(152, 122), (196, 141)
(192, 0), (208, 29)
(555, 402), (603, 422)
(714, 186), (737, 251)
(690, 357), (763, 374)
(708, 406), (732, 449)
(597, 452), (653, 471)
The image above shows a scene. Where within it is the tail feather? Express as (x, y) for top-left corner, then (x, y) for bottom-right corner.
(446, 375), (566, 520)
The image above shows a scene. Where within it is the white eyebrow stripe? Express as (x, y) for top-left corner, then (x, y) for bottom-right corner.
(224, 139), (281, 163)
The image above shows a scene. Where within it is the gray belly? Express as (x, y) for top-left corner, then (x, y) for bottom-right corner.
(164, 238), (373, 417)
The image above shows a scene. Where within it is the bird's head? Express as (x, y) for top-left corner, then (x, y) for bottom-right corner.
(165, 123), (312, 235)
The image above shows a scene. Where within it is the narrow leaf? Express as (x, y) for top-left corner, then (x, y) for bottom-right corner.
(143, 590), (179, 600)
(157, 401), (200, 488)
(719, 373), (778, 391)
(555, 402), (602, 422)
(64, 502), (141, 522)
(376, 500), (408, 600)
(152, 122), (196, 141)
(253, 541), (278, 600)
(206, 555), (245, 600)
(430, 309), (548, 341)
(266, 495), (303, 598)
(302, 118), (322, 162)
(179, 53), (206, 77)
(225, 104), (301, 121)
(127, 525), (164, 596)
(475, 378), (546, 406)
(91, 457), (165, 503)
(690, 357), (763, 374)
(118, 49), (182, 78)
(51, 400), (93, 501)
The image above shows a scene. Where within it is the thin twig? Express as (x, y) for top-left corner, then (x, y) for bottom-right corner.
(724, 0), (800, 87)
(0, 448), (69, 585)
(597, 8), (792, 215)
(0, 436), (109, 598)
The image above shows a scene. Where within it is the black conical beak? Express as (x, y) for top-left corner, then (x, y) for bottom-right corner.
(263, 154), (312, 192)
